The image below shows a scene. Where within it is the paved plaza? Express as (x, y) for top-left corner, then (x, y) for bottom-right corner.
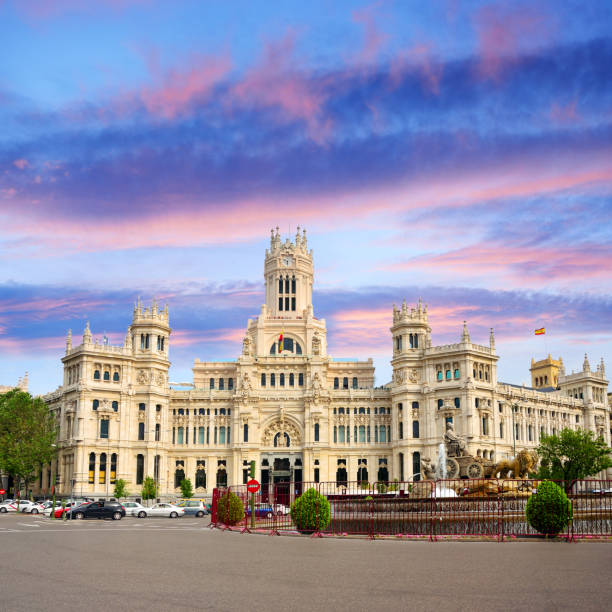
(1, 513), (611, 611)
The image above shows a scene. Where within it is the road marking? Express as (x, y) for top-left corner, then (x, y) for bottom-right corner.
(17, 523), (40, 527)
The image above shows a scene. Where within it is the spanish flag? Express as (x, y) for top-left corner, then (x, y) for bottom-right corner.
(535, 328), (545, 335)
(279, 331), (283, 352)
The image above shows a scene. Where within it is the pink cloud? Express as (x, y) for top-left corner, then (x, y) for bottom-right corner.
(136, 51), (233, 119)
(170, 328), (244, 347)
(0, 335), (66, 354)
(474, 4), (553, 81)
(352, 2), (390, 67)
(1, 187), (17, 198)
(388, 243), (612, 285)
(228, 31), (332, 143)
(13, 159), (29, 170)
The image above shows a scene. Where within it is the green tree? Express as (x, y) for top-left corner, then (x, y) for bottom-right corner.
(526, 480), (573, 536)
(537, 428), (612, 490)
(179, 478), (193, 498)
(290, 488), (330, 533)
(141, 476), (158, 502)
(0, 389), (57, 507)
(113, 479), (129, 500)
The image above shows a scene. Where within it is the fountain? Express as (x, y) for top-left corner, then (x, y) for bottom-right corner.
(432, 442), (458, 498)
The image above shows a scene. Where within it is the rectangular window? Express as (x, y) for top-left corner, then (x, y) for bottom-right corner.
(207, 427), (210, 444)
(219, 427), (226, 444)
(359, 425), (366, 443)
(314, 423), (319, 442)
(279, 297), (283, 311)
(244, 423), (249, 443)
(261, 373), (266, 386)
(314, 468), (319, 483)
(291, 297), (296, 311)
(379, 426), (387, 443)
(138, 422), (145, 440)
(100, 419), (109, 439)
(228, 378), (233, 390)
(285, 297), (290, 311)
(219, 378), (224, 390)
(209, 378), (214, 389)
(399, 421), (403, 439)
(198, 426), (205, 444)
(177, 427), (184, 444)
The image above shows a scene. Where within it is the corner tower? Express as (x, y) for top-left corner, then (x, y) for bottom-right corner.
(264, 226), (314, 318)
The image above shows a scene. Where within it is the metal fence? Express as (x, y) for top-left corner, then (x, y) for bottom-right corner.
(211, 479), (612, 541)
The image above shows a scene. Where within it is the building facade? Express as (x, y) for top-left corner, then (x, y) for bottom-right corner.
(40, 228), (611, 499)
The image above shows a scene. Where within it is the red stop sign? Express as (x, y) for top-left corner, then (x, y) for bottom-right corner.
(0, 489), (5, 495)
(246, 479), (260, 494)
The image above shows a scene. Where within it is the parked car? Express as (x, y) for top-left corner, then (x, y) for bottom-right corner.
(272, 503), (291, 516)
(245, 503), (275, 518)
(47, 501), (85, 518)
(178, 500), (208, 517)
(20, 501), (45, 514)
(121, 501), (147, 516)
(65, 500), (125, 520)
(0, 500), (42, 513)
(134, 503), (184, 518)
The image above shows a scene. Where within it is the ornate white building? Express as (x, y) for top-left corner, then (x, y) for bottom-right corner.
(39, 228), (611, 499)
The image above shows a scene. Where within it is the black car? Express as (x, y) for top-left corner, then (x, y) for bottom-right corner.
(65, 500), (125, 520)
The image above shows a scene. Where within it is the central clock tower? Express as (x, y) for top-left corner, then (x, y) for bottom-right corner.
(264, 226), (314, 318)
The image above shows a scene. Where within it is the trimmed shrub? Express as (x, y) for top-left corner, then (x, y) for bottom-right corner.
(217, 491), (245, 526)
(525, 480), (573, 536)
(290, 487), (331, 532)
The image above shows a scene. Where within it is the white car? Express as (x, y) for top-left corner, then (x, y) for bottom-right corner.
(135, 503), (184, 518)
(0, 500), (43, 514)
(272, 503), (291, 516)
(121, 501), (147, 517)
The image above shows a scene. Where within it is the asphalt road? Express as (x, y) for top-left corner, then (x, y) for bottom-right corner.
(1, 513), (611, 611)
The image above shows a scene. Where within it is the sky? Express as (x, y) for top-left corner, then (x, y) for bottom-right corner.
(1, 0), (611, 395)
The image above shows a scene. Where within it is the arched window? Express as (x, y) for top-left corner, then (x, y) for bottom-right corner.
(396, 336), (402, 351)
(414, 334), (419, 348)
(437, 399), (443, 409)
(454, 397), (460, 408)
(270, 373), (276, 386)
(136, 454), (144, 484)
(412, 420), (420, 438)
(219, 378), (224, 390)
(278, 278), (283, 293)
(285, 276), (290, 294)
(336, 467), (348, 487)
(314, 423), (319, 442)
(409, 333), (414, 348)
(216, 469), (227, 487)
(103, 371), (110, 381)
(352, 377), (358, 389)
(357, 466), (368, 484)
(412, 452), (421, 481)
(243, 423), (249, 443)
(279, 373), (285, 386)
(289, 373), (294, 386)
(174, 468), (185, 488)
(209, 378), (214, 389)
(228, 378), (233, 390)
(92, 399), (99, 411)
(110, 453), (117, 484)
(94, 370), (100, 380)
(437, 371), (443, 381)
(112, 401), (118, 412)
(291, 276), (296, 293)
(99, 453), (107, 484)
(343, 377), (349, 389)
(113, 371), (119, 382)
(445, 370), (451, 380)
(377, 466), (389, 483)
(196, 468), (206, 489)
(88, 452), (95, 484)
(454, 368), (460, 379)
(334, 377), (339, 389)
(261, 373), (266, 386)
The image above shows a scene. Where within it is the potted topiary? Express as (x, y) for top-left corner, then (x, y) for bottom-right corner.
(525, 480), (573, 537)
(290, 488), (330, 533)
(217, 491), (245, 526)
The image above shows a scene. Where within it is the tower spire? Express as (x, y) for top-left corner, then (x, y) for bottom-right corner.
(461, 321), (470, 343)
(66, 329), (72, 352)
(83, 321), (92, 344)
(489, 328), (495, 350)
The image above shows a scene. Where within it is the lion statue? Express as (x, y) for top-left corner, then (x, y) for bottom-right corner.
(491, 449), (538, 479)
